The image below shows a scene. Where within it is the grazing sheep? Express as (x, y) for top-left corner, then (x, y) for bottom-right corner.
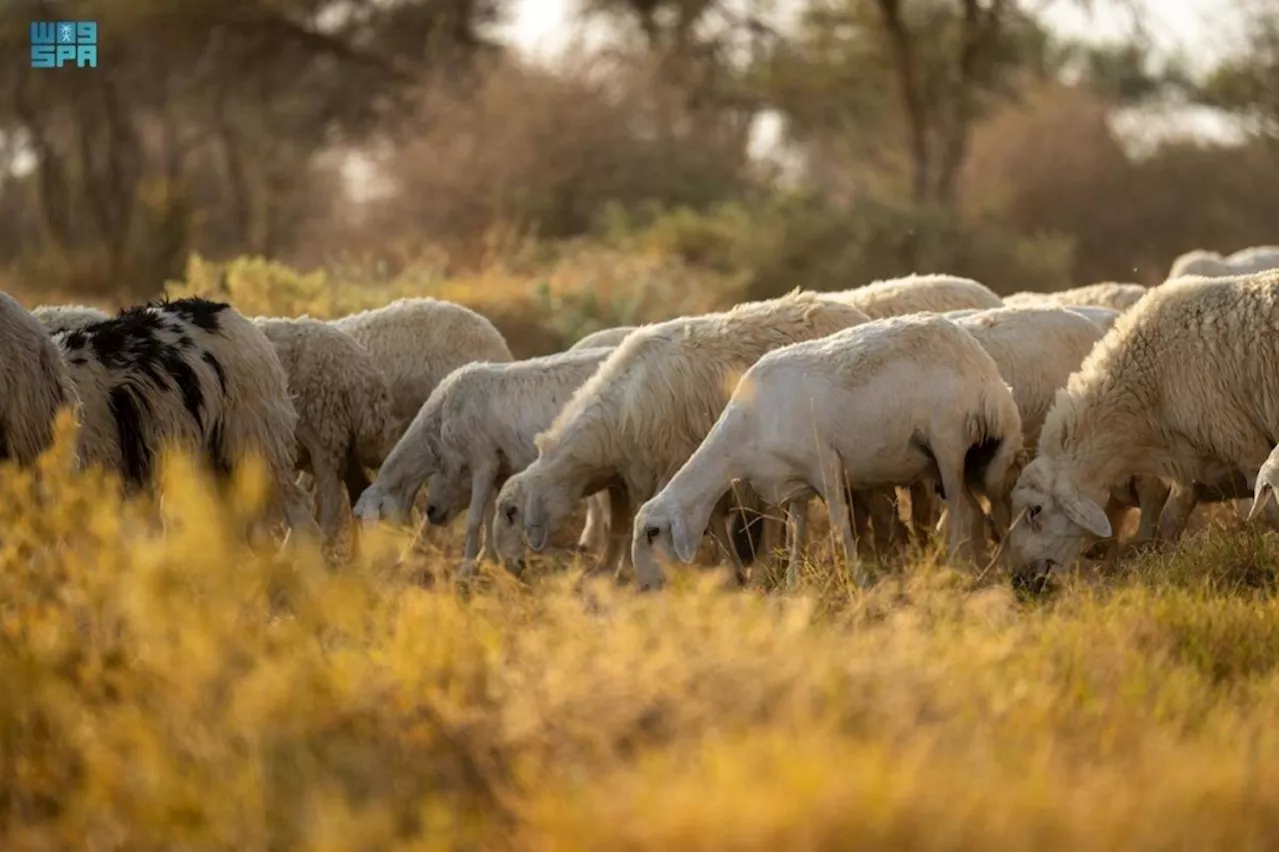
(1, 291), (78, 466)
(330, 296), (512, 440)
(355, 346), (616, 575)
(54, 298), (320, 538)
(1005, 270), (1278, 590)
(32, 304), (112, 335)
(1003, 283), (1147, 313)
(826, 273), (1002, 319)
(929, 306), (1170, 547)
(491, 290), (874, 581)
(253, 316), (396, 542)
(1168, 246), (1279, 279)
(569, 326), (638, 351)
(632, 313), (1023, 591)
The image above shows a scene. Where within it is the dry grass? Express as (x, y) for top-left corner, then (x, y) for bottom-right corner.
(3, 255), (1278, 849)
(0, 406), (1275, 850)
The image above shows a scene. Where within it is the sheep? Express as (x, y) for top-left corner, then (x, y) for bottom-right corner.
(490, 290), (874, 583)
(632, 313), (1024, 591)
(1, 291), (78, 467)
(826, 273), (1002, 319)
(252, 316), (396, 542)
(359, 347), (619, 577)
(568, 326), (638, 351)
(1168, 246), (1279, 279)
(353, 346), (616, 568)
(1003, 283), (1147, 312)
(927, 306), (1174, 547)
(31, 304), (112, 335)
(329, 298), (513, 496)
(53, 298), (320, 539)
(1005, 270), (1278, 591)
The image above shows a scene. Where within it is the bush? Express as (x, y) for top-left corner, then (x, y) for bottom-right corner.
(602, 193), (1077, 300)
(165, 247), (742, 356)
(0, 420), (1274, 849)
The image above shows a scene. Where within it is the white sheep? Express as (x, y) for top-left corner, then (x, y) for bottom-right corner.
(53, 297), (320, 538)
(409, 347), (617, 577)
(1003, 283), (1147, 312)
(632, 313), (1024, 591)
(821, 273), (1003, 545)
(1, 291), (78, 467)
(826, 273), (1003, 318)
(31, 304), (111, 335)
(1006, 270), (1278, 590)
(253, 316), (396, 542)
(354, 346), (616, 571)
(1168, 246), (1279, 279)
(329, 296), (513, 436)
(568, 326), (638, 350)
(928, 306), (1173, 547)
(490, 290), (874, 582)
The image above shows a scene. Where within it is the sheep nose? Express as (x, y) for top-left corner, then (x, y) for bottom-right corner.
(1011, 559), (1054, 597)
(426, 505), (444, 525)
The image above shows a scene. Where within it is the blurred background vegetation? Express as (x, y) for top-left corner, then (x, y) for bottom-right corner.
(0, 0), (1274, 334)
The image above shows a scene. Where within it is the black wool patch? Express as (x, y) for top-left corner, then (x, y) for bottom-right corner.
(108, 386), (153, 488)
(202, 351), (228, 394)
(153, 297), (230, 333)
(206, 418), (234, 481)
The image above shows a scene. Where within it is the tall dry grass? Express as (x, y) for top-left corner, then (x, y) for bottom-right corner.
(0, 402), (1275, 849)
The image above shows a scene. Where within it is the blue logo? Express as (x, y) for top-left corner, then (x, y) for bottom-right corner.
(30, 21), (97, 68)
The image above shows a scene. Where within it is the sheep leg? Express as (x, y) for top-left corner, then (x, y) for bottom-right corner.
(707, 505), (749, 587)
(1133, 476), (1170, 543)
(818, 447), (864, 586)
(937, 457), (985, 567)
(784, 497), (809, 591)
(847, 491), (875, 561)
(312, 456), (352, 547)
(587, 485), (632, 581)
(1157, 481), (1198, 542)
(577, 491), (611, 552)
(458, 466), (498, 580)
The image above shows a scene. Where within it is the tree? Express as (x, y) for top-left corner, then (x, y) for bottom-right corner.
(0, 0), (508, 294)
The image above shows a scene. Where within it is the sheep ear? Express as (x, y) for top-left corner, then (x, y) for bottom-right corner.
(670, 514), (700, 564)
(1248, 482), (1275, 522)
(525, 494), (549, 552)
(1057, 488), (1112, 539)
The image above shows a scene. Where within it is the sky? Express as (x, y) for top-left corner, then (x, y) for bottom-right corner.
(500, 0), (1244, 70)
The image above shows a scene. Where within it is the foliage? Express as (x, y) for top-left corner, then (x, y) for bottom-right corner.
(0, 412), (1275, 849)
(601, 194), (1077, 298)
(164, 249), (740, 355)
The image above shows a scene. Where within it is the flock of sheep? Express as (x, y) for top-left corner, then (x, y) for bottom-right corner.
(2, 242), (1277, 595)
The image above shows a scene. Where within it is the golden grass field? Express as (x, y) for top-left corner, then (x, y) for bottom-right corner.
(1, 256), (1276, 850)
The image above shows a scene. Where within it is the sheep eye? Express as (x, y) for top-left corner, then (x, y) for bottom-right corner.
(644, 524), (660, 543)
(1027, 505), (1041, 522)
(504, 505), (517, 523)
